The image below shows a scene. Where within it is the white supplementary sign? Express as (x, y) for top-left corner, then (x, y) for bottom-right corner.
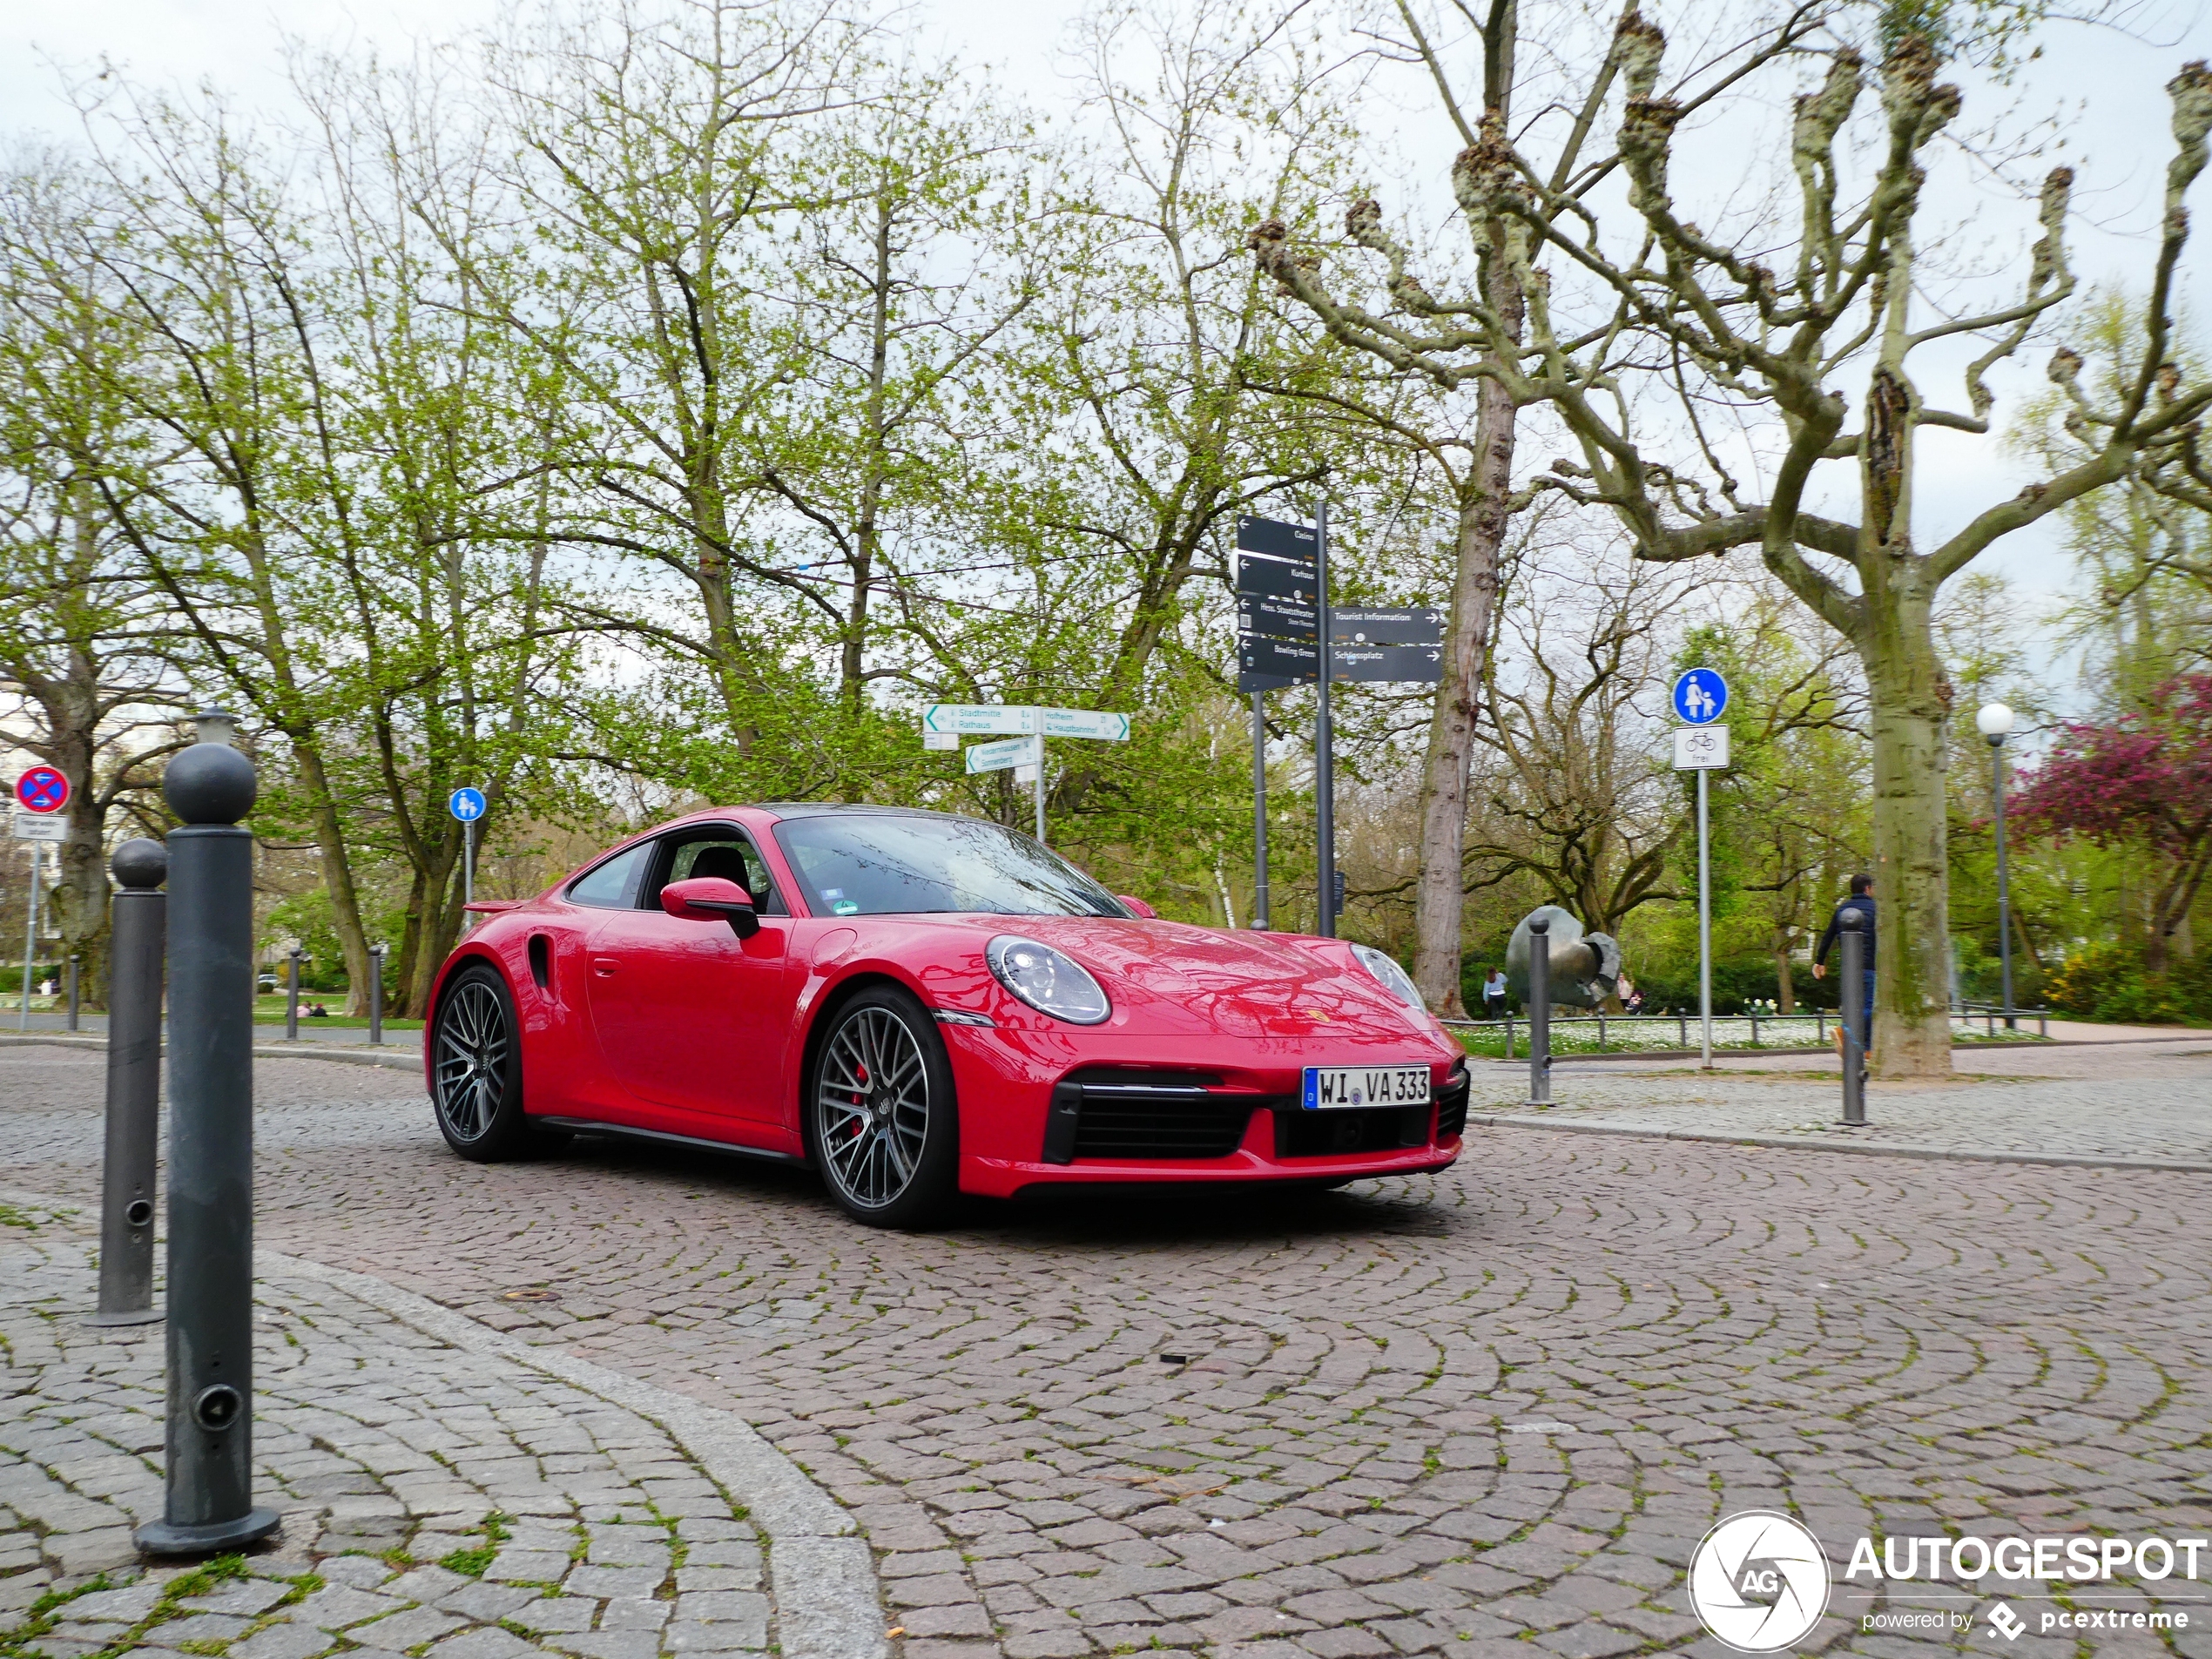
(10, 812), (65, 842)
(1672, 726), (1730, 771)
(966, 735), (1041, 774)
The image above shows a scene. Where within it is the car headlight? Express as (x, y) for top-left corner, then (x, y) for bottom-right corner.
(1351, 943), (1426, 1015)
(987, 936), (1111, 1025)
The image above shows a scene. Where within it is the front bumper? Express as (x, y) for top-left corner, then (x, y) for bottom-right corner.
(942, 1026), (1469, 1199)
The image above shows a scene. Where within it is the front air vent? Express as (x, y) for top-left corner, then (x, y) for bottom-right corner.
(1044, 1070), (1270, 1163)
(1275, 1105), (1431, 1159)
(1435, 1064), (1469, 1140)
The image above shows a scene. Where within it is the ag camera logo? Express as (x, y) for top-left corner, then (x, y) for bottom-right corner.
(1689, 1511), (1831, 1651)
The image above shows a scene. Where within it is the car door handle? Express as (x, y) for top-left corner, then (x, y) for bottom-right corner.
(591, 956), (617, 977)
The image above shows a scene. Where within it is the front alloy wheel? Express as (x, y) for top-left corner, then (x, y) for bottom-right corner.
(811, 988), (957, 1228)
(433, 964), (531, 1161)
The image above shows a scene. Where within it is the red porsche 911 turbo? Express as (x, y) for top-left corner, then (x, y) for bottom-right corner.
(426, 804), (1468, 1228)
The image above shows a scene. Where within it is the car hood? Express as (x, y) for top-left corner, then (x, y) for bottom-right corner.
(923, 914), (1437, 1042)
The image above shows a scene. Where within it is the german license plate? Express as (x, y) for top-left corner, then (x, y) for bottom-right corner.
(1301, 1064), (1431, 1110)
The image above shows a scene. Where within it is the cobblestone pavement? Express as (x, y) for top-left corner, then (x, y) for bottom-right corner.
(1471, 1034), (2212, 1163)
(11, 1047), (2212, 1658)
(0, 1214), (782, 1659)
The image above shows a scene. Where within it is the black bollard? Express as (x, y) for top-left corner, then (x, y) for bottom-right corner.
(368, 941), (386, 1045)
(1527, 916), (1552, 1108)
(285, 948), (301, 1041)
(136, 714), (279, 1555)
(67, 954), (80, 1032)
(1838, 911), (1868, 1127)
(90, 841), (166, 1327)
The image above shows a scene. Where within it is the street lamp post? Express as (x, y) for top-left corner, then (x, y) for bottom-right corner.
(1976, 703), (2017, 1032)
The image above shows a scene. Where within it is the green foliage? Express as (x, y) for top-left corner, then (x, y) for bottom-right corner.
(2045, 942), (2212, 1025)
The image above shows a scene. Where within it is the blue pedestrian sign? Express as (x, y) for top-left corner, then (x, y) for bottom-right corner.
(448, 787), (486, 822)
(1672, 669), (1730, 725)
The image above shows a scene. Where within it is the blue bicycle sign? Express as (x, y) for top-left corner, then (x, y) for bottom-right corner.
(448, 786), (487, 822)
(1672, 668), (1730, 725)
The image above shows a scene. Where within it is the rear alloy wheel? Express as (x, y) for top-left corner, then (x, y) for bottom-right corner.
(432, 963), (533, 1162)
(810, 987), (957, 1228)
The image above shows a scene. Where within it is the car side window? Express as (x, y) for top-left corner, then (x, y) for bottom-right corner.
(650, 829), (787, 916)
(567, 842), (650, 909)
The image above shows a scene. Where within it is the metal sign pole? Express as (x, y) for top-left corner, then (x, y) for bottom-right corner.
(1697, 768), (1712, 1069)
(1034, 722), (1046, 846)
(464, 816), (475, 910)
(1314, 497), (1336, 939)
(20, 840), (38, 1030)
(1251, 691), (1269, 928)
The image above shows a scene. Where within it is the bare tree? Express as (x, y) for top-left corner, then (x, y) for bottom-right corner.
(1258, 12), (2212, 1074)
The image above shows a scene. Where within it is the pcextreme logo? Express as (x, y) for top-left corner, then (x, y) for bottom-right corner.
(1688, 1512), (1831, 1652)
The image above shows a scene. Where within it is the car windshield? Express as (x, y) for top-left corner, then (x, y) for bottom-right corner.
(772, 814), (1129, 918)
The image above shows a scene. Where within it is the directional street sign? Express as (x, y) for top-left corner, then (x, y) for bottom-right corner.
(924, 704), (1037, 737)
(1235, 554), (1318, 605)
(966, 735), (1041, 774)
(1236, 515), (1318, 564)
(1041, 708), (1130, 740)
(14, 767), (67, 815)
(10, 811), (65, 842)
(1672, 668), (1730, 725)
(1332, 607), (1444, 647)
(1237, 594), (1318, 640)
(1240, 636), (1320, 679)
(1238, 666), (1301, 693)
(448, 786), (487, 822)
(1672, 726), (1731, 770)
(1332, 644), (1445, 684)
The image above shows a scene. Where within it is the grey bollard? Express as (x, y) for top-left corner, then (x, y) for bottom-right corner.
(285, 948), (301, 1041)
(1838, 913), (1867, 1127)
(1527, 917), (1552, 1108)
(136, 718), (279, 1555)
(67, 954), (80, 1031)
(90, 841), (167, 1327)
(368, 941), (386, 1045)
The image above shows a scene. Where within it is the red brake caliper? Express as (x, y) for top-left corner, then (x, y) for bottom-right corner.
(849, 1064), (868, 1138)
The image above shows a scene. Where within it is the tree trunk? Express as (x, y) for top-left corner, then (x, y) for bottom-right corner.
(1410, 266), (1521, 1015)
(1861, 570), (1956, 1078)
(1774, 930), (1797, 1013)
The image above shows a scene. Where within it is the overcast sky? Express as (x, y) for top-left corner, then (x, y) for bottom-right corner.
(7, 0), (2210, 631)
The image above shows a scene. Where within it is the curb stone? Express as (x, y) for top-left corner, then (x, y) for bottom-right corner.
(0, 1031), (421, 1071)
(260, 1251), (887, 1659)
(1465, 1110), (2212, 1175)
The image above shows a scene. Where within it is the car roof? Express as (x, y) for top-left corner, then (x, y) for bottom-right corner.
(752, 802), (993, 824)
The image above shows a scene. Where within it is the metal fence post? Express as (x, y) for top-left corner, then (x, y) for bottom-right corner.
(1838, 914), (1867, 1128)
(1527, 917), (1552, 1108)
(136, 713), (279, 1555)
(66, 954), (80, 1032)
(1503, 1013), (1514, 1062)
(285, 948), (301, 1041)
(368, 941), (386, 1045)
(91, 842), (166, 1327)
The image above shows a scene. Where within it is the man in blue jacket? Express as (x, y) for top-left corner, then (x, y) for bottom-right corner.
(1811, 873), (1876, 1058)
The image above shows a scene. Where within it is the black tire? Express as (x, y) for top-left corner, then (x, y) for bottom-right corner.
(807, 984), (959, 1229)
(431, 962), (533, 1163)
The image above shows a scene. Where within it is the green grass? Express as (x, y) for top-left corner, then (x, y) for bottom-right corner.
(251, 995), (422, 1031)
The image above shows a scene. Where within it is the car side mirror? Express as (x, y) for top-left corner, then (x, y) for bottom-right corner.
(661, 875), (760, 939)
(1116, 895), (1158, 920)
